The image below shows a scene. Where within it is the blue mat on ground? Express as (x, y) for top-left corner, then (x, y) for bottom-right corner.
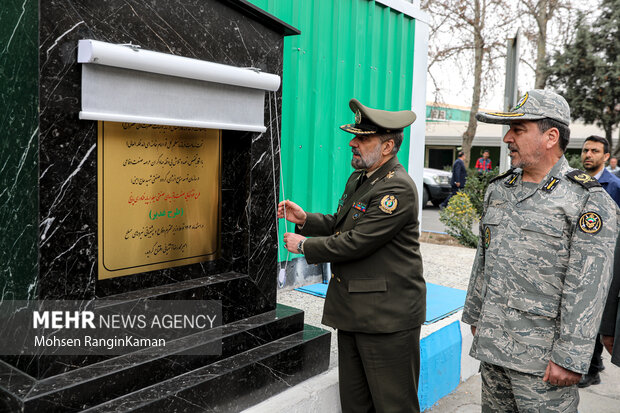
(294, 282), (466, 324)
(295, 283), (328, 298)
(418, 321), (462, 410)
(424, 283), (467, 325)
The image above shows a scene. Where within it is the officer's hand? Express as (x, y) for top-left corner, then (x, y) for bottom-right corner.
(602, 335), (614, 355)
(283, 232), (306, 254)
(278, 200), (307, 225)
(542, 361), (581, 387)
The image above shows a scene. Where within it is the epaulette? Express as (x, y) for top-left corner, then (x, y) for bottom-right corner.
(565, 170), (601, 189)
(489, 169), (516, 185)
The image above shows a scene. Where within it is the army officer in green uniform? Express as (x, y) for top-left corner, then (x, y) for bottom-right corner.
(278, 99), (425, 413)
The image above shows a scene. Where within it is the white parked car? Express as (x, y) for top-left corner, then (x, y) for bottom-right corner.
(422, 168), (452, 207)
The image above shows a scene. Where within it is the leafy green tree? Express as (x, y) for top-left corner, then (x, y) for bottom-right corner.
(547, 3), (620, 153)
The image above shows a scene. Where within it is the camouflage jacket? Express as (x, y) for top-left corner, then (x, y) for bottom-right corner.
(462, 156), (620, 375)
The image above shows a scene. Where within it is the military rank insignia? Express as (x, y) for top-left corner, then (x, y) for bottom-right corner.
(379, 195), (398, 214)
(352, 202), (367, 212)
(504, 173), (518, 187)
(484, 227), (491, 249)
(566, 170), (601, 189)
(386, 171), (395, 179)
(542, 177), (560, 193)
(579, 212), (602, 234)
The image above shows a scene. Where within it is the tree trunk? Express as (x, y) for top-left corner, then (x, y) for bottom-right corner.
(605, 122), (614, 156)
(534, 0), (549, 88)
(462, 0), (484, 163)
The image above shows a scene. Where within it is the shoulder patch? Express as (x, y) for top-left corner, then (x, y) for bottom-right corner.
(566, 170), (601, 189)
(379, 194), (398, 214)
(579, 211), (603, 234)
(489, 169), (516, 185)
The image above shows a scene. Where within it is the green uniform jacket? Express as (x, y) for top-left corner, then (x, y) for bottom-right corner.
(298, 156), (426, 333)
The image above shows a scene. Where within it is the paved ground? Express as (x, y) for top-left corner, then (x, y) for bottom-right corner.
(421, 205), (447, 233)
(421, 205), (479, 235)
(428, 352), (620, 413)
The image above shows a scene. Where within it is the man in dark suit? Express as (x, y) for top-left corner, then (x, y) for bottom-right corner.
(440, 150), (467, 208)
(278, 98), (425, 413)
(579, 134), (620, 387)
(601, 233), (620, 367)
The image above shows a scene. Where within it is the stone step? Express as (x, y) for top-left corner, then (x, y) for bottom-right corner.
(81, 325), (330, 413)
(0, 305), (316, 412)
(3, 272), (272, 380)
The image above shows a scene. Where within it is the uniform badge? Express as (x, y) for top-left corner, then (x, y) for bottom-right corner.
(579, 212), (603, 234)
(512, 92), (528, 111)
(352, 212), (360, 220)
(566, 170), (601, 189)
(504, 173), (518, 187)
(352, 202), (367, 212)
(355, 109), (362, 124)
(542, 177), (560, 193)
(379, 195), (398, 214)
(573, 173), (595, 184)
(386, 171), (395, 179)
(484, 227), (491, 249)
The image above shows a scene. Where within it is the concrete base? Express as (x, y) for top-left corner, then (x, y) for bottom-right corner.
(243, 369), (340, 413)
(243, 308), (479, 413)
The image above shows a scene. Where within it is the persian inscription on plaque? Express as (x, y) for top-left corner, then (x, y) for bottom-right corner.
(97, 122), (221, 279)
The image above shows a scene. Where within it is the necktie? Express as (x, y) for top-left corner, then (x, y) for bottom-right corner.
(357, 173), (367, 190)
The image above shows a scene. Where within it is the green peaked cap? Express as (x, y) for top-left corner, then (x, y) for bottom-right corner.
(340, 98), (416, 135)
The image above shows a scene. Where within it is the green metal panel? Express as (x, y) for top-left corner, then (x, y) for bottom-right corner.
(251, 0), (416, 257)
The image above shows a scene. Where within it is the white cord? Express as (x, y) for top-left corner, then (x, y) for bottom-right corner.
(268, 92), (289, 287)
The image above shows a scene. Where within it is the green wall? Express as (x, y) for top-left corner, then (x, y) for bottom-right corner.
(251, 0), (416, 257)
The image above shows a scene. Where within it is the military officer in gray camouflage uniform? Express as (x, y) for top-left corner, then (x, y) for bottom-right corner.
(462, 89), (620, 412)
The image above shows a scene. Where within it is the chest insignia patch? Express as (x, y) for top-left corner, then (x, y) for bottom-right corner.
(352, 212), (360, 220)
(352, 202), (367, 212)
(379, 195), (398, 214)
(484, 227), (491, 249)
(579, 212), (603, 234)
(542, 177), (560, 193)
(386, 171), (395, 179)
(504, 173), (519, 187)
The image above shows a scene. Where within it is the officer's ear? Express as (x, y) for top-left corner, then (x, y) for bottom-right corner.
(381, 139), (394, 155)
(544, 127), (560, 150)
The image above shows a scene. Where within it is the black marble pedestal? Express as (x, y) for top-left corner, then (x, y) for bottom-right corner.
(0, 278), (329, 412)
(0, 1), (329, 411)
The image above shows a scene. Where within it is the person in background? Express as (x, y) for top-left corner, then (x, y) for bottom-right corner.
(578, 135), (620, 387)
(581, 136), (620, 206)
(462, 89), (619, 412)
(601, 233), (620, 368)
(440, 150), (467, 208)
(607, 156), (620, 177)
(475, 149), (492, 173)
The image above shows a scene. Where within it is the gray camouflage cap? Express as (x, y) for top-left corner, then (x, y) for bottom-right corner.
(476, 89), (571, 126)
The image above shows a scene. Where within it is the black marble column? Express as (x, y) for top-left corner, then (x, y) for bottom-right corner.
(0, 1), (329, 411)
